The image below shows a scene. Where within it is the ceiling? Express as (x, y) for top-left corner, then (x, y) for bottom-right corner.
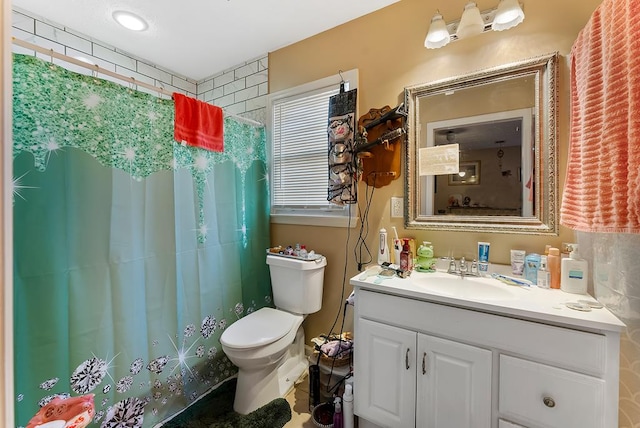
(12, 0), (399, 81)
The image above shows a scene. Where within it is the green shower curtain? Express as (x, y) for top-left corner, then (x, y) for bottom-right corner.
(12, 54), (271, 427)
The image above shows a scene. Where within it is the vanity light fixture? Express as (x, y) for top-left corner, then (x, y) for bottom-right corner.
(424, 1), (524, 49)
(112, 10), (149, 32)
(456, 2), (484, 39)
(492, 0), (525, 31)
(424, 12), (451, 49)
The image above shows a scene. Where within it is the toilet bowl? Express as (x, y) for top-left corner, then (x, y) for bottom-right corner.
(221, 307), (306, 414)
(220, 254), (327, 414)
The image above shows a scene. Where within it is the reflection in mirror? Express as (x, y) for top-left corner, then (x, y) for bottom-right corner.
(405, 53), (558, 234)
(427, 108), (532, 217)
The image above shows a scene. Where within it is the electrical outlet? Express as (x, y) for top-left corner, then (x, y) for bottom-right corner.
(391, 197), (403, 218)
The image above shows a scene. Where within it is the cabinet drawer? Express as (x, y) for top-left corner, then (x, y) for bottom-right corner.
(499, 355), (605, 428)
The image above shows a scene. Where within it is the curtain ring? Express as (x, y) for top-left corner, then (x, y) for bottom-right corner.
(129, 77), (137, 93)
(49, 49), (55, 69)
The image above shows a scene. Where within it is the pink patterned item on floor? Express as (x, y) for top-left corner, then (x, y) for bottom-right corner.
(26, 394), (95, 428)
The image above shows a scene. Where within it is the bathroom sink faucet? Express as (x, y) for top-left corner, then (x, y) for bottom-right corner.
(447, 257), (457, 274)
(446, 257), (480, 278)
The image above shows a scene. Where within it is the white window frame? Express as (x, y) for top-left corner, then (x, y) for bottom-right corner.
(267, 69), (359, 228)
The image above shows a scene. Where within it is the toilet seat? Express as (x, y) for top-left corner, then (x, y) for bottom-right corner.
(220, 307), (299, 349)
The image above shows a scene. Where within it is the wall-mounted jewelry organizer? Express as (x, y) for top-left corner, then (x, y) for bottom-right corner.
(327, 86), (358, 205)
(356, 104), (407, 188)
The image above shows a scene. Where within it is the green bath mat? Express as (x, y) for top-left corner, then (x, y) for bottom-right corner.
(161, 378), (291, 428)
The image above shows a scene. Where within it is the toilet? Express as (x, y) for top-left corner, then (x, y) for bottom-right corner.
(220, 253), (327, 414)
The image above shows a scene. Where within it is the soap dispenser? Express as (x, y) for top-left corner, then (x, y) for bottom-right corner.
(561, 244), (588, 294)
(400, 238), (413, 272)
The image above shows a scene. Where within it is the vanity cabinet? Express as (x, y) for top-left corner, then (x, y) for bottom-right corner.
(352, 286), (622, 428)
(357, 318), (491, 428)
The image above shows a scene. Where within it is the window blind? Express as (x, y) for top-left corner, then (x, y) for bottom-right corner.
(271, 86), (343, 211)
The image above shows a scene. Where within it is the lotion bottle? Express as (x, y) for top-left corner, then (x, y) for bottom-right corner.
(561, 244), (588, 294)
(548, 247), (561, 289)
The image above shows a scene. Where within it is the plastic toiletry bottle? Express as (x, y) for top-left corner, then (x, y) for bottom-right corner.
(523, 253), (541, 284)
(561, 244), (588, 294)
(477, 242), (490, 274)
(342, 383), (354, 428)
(299, 245), (308, 259)
(400, 238), (413, 272)
(333, 396), (343, 428)
(537, 255), (550, 289)
(378, 228), (390, 265)
(393, 239), (402, 265)
(548, 247), (561, 289)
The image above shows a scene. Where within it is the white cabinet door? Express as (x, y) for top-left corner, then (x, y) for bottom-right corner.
(355, 318), (417, 428)
(417, 334), (492, 428)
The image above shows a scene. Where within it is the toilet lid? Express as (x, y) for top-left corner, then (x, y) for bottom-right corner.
(220, 307), (300, 349)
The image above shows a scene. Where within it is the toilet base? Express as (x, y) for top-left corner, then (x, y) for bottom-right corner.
(233, 326), (307, 414)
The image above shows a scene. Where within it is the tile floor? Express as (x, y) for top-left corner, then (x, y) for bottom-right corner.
(283, 373), (315, 427)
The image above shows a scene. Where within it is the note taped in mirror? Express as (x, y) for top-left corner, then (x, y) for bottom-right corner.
(419, 144), (459, 176)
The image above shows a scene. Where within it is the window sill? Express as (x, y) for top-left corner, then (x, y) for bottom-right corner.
(270, 214), (359, 228)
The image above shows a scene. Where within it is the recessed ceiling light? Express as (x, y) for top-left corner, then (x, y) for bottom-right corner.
(112, 10), (148, 31)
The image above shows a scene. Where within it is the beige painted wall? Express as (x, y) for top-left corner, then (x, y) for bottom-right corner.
(269, 0), (602, 357)
(269, 1), (640, 426)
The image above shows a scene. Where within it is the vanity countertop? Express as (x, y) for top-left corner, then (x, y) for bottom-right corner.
(350, 265), (625, 333)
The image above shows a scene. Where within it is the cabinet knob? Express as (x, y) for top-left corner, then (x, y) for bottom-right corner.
(405, 348), (410, 370)
(422, 352), (427, 375)
(543, 396), (556, 408)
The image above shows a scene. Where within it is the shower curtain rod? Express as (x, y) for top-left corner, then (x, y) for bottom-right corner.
(12, 37), (264, 127)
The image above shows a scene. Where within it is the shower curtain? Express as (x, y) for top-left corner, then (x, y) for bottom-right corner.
(12, 54), (271, 427)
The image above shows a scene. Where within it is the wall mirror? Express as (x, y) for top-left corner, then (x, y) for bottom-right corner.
(404, 52), (559, 234)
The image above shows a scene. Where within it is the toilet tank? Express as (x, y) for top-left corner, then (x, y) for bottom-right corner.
(266, 254), (327, 315)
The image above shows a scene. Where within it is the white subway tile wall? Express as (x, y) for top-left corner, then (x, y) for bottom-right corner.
(199, 56), (268, 124)
(11, 8), (268, 124)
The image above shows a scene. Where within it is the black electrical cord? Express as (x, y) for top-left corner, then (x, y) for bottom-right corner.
(319, 173), (380, 398)
(322, 301), (352, 396)
(353, 177), (376, 271)
(325, 202), (353, 339)
(312, 202), (353, 400)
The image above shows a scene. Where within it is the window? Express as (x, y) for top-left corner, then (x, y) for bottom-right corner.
(268, 69), (358, 227)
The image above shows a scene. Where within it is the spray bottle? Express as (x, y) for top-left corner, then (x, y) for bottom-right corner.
(333, 396), (343, 428)
(378, 228), (390, 265)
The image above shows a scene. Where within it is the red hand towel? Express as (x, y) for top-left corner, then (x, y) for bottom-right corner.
(173, 92), (224, 152)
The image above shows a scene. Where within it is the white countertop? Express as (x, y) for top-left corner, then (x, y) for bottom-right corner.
(350, 265), (625, 333)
